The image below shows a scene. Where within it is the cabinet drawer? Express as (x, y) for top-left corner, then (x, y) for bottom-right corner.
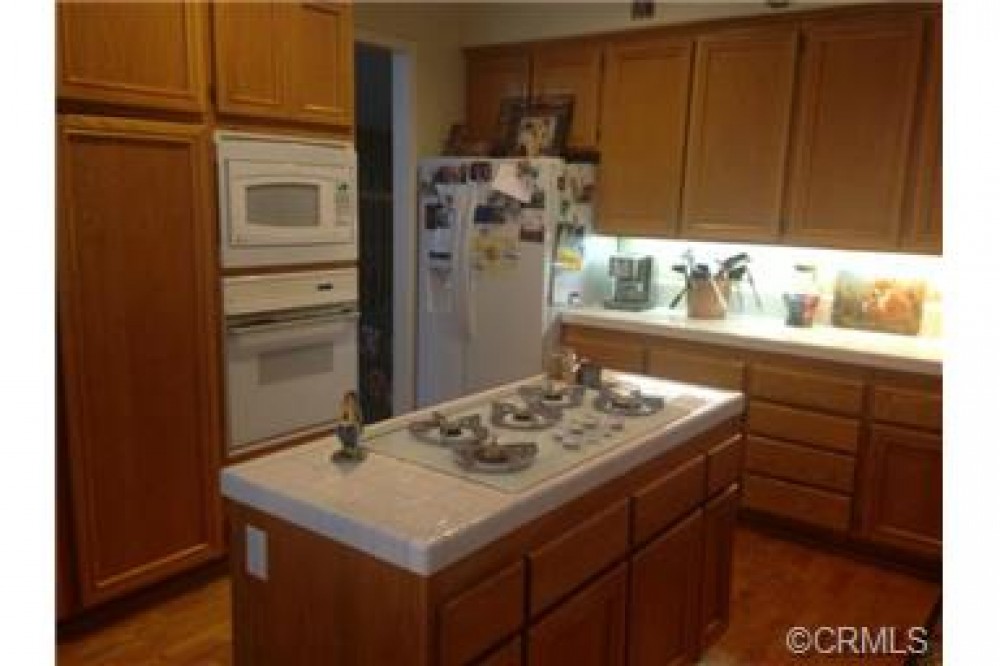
(746, 401), (859, 454)
(440, 560), (525, 666)
(749, 363), (862, 415)
(745, 436), (855, 493)
(529, 500), (629, 616)
(870, 385), (942, 431)
(561, 328), (644, 373)
(632, 456), (706, 545)
(647, 346), (745, 390)
(706, 435), (743, 497)
(742, 473), (851, 532)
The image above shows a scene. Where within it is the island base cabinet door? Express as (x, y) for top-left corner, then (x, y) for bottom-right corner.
(58, 115), (223, 606)
(629, 510), (704, 666)
(860, 425), (942, 558)
(527, 563), (628, 666)
(476, 637), (523, 666)
(701, 484), (739, 648)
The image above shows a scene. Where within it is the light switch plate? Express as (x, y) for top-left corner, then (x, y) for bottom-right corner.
(246, 525), (268, 580)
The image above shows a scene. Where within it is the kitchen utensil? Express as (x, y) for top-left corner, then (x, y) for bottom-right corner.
(669, 264), (690, 309)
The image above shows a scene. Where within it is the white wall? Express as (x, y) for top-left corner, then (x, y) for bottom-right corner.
(455, 1), (830, 46)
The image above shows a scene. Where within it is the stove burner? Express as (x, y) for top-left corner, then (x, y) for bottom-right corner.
(491, 401), (560, 430)
(453, 436), (538, 473)
(408, 411), (488, 447)
(517, 380), (586, 410)
(593, 384), (665, 417)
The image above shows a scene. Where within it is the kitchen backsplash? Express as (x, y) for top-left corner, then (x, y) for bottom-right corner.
(574, 236), (943, 338)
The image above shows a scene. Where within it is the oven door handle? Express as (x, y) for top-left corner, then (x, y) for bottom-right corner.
(226, 310), (359, 336)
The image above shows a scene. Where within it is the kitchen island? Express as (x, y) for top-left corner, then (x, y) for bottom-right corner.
(222, 373), (744, 665)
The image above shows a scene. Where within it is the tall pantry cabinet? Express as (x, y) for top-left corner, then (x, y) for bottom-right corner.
(58, 117), (224, 607)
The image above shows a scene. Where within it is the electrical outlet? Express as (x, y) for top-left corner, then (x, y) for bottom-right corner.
(246, 525), (268, 580)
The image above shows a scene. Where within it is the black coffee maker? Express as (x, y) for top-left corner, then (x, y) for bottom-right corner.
(604, 254), (654, 311)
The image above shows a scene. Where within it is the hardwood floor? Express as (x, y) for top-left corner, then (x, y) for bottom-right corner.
(704, 527), (940, 665)
(57, 526), (940, 665)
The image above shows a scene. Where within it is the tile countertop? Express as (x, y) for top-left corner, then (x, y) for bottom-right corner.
(221, 373), (743, 576)
(560, 307), (942, 376)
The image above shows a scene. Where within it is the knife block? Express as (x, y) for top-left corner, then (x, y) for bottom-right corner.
(687, 277), (730, 319)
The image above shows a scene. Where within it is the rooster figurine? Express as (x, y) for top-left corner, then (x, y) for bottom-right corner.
(331, 390), (366, 462)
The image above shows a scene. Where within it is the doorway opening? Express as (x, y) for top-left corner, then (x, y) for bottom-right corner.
(355, 42), (394, 422)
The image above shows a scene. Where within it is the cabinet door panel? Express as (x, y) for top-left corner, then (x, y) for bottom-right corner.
(58, 1), (208, 112)
(213, 1), (288, 117)
(630, 510), (704, 666)
(466, 50), (531, 144)
(785, 15), (924, 249)
(681, 26), (797, 241)
(528, 563), (628, 666)
(478, 637), (523, 666)
(532, 41), (602, 149)
(904, 12), (942, 253)
(860, 425), (942, 557)
(58, 116), (223, 606)
(598, 38), (692, 237)
(288, 2), (354, 125)
(700, 484), (739, 648)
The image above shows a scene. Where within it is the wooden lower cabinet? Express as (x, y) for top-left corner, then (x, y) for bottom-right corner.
(630, 510), (704, 666)
(478, 638), (523, 666)
(700, 485), (739, 648)
(560, 326), (645, 373)
(229, 420), (742, 665)
(560, 323), (942, 566)
(860, 425), (942, 558)
(528, 564), (629, 666)
(58, 115), (223, 607)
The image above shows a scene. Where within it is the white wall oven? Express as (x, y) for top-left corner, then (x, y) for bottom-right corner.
(216, 131), (358, 268)
(223, 269), (359, 455)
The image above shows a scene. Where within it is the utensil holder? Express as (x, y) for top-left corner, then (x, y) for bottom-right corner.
(687, 277), (730, 319)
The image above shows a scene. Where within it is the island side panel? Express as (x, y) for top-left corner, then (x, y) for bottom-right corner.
(228, 501), (432, 666)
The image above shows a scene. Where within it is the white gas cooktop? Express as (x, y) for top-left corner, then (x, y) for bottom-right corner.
(363, 379), (707, 493)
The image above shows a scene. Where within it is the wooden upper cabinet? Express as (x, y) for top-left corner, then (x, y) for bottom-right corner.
(287, 2), (354, 125)
(784, 14), (924, 249)
(465, 48), (531, 144)
(903, 12), (942, 254)
(598, 37), (693, 237)
(213, 1), (288, 116)
(681, 26), (798, 242)
(57, 1), (208, 113)
(531, 40), (603, 149)
(58, 116), (223, 606)
(213, 1), (354, 127)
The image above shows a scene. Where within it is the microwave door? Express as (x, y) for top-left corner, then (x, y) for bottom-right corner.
(227, 160), (354, 247)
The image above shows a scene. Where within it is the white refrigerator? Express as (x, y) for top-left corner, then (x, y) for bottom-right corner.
(415, 157), (595, 407)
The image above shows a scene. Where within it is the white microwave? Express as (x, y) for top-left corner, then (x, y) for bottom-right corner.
(215, 131), (358, 268)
